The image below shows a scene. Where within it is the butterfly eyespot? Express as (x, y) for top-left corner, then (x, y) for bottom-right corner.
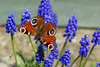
(48, 44), (54, 50)
(19, 27), (26, 33)
(49, 29), (55, 36)
(31, 18), (37, 26)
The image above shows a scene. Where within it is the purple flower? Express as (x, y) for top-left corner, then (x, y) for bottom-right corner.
(20, 9), (31, 25)
(59, 48), (71, 66)
(43, 54), (54, 67)
(96, 62), (100, 67)
(79, 34), (90, 57)
(43, 43), (59, 67)
(50, 12), (58, 28)
(35, 46), (44, 64)
(37, 0), (58, 27)
(63, 14), (78, 42)
(91, 28), (100, 46)
(5, 13), (16, 36)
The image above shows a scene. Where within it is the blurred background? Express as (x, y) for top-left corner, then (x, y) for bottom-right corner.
(0, 0), (100, 28)
(0, 0), (100, 67)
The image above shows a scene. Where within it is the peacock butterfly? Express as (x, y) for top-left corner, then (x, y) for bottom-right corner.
(18, 16), (57, 51)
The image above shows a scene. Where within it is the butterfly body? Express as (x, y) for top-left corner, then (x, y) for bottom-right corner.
(18, 16), (57, 51)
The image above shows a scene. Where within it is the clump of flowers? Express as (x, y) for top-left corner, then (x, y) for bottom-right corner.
(37, 0), (58, 27)
(79, 34), (90, 57)
(63, 14), (78, 42)
(5, 13), (16, 36)
(35, 46), (44, 64)
(59, 48), (71, 66)
(20, 9), (31, 25)
(91, 28), (100, 46)
(43, 53), (54, 67)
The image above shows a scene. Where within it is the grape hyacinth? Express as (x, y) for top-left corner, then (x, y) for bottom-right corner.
(43, 43), (59, 67)
(20, 9), (31, 25)
(79, 34), (90, 57)
(96, 62), (100, 67)
(50, 12), (58, 28)
(43, 54), (54, 67)
(35, 46), (44, 64)
(91, 28), (100, 46)
(37, 0), (58, 27)
(5, 13), (16, 36)
(63, 14), (78, 42)
(59, 48), (71, 66)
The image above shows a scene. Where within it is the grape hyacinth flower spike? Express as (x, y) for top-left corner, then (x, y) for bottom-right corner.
(83, 28), (100, 67)
(20, 9), (31, 25)
(5, 13), (16, 36)
(43, 54), (54, 67)
(79, 34), (90, 67)
(79, 34), (90, 57)
(63, 14), (78, 42)
(35, 46), (44, 65)
(59, 48), (71, 66)
(55, 14), (78, 67)
(91, 28), (100, 46)
(6, 13), (18, 67)
(37, 0), (58, 27)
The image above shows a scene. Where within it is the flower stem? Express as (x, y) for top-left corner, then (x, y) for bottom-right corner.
(79, 57), (83, 67)
(28, 35), (36, 55)
(55, 42), (67, 67)
(40, 61), (43, 67)
(70, 55), (80, 67)
(37, 40), (39, 50)
(11, 34), (19, 67)
(47, 48), (50, 58)
(82, 45), (95, 67)
(13, 37), (21, 53)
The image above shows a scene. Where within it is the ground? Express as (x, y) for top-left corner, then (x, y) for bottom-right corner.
(0, 27), (99, 67)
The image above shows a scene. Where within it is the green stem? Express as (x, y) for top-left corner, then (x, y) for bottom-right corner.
(11, 34), (19, 67)
(82, 45), (95, 67)
(55, 42), (67, 67)
(16, 52), (26, 63)
(40, 61), (43, 67)
(70, 55), (80, 67)
(47, 48), (50, 58)
(13, 37), (21, 53)
(28, 35), (36, 55)
(37, 40), (39, 50)
(79, 57), (83, 67)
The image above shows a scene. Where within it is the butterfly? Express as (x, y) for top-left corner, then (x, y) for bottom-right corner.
(18, 16), (57, 51)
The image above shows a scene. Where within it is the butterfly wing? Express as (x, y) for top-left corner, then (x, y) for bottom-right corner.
(18, 16), (45, 36)
(37, 22), (57, 51)
(41, 35), (57, 51)
(18, 22), (36, 35)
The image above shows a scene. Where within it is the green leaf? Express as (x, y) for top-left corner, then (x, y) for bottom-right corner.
(19, 57), (25, 67)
